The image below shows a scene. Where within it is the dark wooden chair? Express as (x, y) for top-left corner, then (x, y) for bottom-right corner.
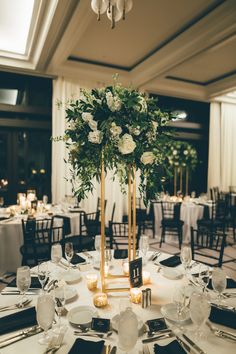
(160, 201), (184, 249)
(190, 227), (226, 267)
(197, 200), (227, 235)
(109, 221), (141, 250)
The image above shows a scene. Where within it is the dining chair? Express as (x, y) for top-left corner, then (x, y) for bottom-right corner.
(197, 200), (227, 235)
(160, 201), (184, 249)
(190, 227), (226, 267)
(109, 221), (141, 250)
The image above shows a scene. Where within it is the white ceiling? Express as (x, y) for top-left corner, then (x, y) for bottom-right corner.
(0, 0), (236, 102)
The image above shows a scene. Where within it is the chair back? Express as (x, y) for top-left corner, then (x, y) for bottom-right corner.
(84, 211), (101, 237)
(161, 201), (181, 220)
(190, 227), (226, 267)
(22, 218), (53, 246)
(109, 221), (140, 249)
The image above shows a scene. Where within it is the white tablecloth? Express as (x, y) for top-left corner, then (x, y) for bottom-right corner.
(0, 251), (235, 353)
(0, 212), (82, 275)
(153, 202), (204, 242)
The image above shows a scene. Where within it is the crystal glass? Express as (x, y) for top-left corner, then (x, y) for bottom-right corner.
(118, 307), (138, 353)
(180, 244), (192, 279)
(43, 195), (48, 206)
(16, 266), (31, 307)
(190, 292), (210, 339)
(139, 235), (149, 265)
(198, 264), (210, 293)
(64, 242), (74, 269)
(37, 294), (55, 344)
(51, 243), (62, 265)
(172, 286), (186, 324)
(94, 235), (101, 262)
(53, 286), (66, 333)
(212, 268), (226, 303)
(37, 262), (49, 292)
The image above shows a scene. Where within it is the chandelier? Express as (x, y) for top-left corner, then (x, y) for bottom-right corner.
(91, 0), (133, 29)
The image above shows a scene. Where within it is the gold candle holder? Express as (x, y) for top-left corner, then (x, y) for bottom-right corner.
(142, 271), (151, 285)
(86, 273), (98, 291)
(130, 288), (142, 304)
(93, 292), (108, 308)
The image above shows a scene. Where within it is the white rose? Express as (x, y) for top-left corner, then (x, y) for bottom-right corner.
(128, 125), (141, 136)
(106, 91), (121, 112)
(82, 112), (93, 122)
(173, 150), (177, 155)
(118, 134), (136, 155)
(110, 123), (122, 137)
(88, 130), (103, 144)
(183, 150), (188, 155)
(88, 119), (97, 131)
(152, 121), (158, 131)
(141, 152), (155, 165)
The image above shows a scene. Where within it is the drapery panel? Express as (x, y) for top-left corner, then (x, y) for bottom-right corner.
(208, 101), (236, 191)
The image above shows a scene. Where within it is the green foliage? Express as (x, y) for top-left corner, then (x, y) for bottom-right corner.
(166, 141), (198, 170)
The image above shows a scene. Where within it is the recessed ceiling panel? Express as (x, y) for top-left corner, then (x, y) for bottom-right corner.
(70, 0), (218, 69)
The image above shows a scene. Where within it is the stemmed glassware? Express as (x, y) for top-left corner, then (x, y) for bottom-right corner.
(94, 235), (101, 262)
(180, 244), (192, 279)
(53, 286), (66, 334)
(37, 262), (49, 293)
(172, 286), (186, 325)
(51, 243), (62, 265)
(212, 268), (226, 303)
(198, 264), (210, 293)
(189, 292), (211, 339)
(36, 294), (55, 344)
(139, 235), (149, 265)
(16, 266), (31, 307)
(65, 242), (74, 269)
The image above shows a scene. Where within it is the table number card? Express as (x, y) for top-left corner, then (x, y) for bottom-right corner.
(129, 257), (143, 287)
(91, 318), (110, 332)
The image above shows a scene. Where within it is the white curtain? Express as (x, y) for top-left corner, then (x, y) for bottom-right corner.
(208, 101), (236, 191)
(52, 77), (128, 222)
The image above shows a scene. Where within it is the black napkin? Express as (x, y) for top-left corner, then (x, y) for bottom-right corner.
(209, 305), (236, 329)
(0, 307), (37, 335)
(207, 278), (236, 290)
(154, 340), (187, 354)
(8, 276), (41, 289)
(68, 338), (104, 354)
(159, 255), (181, 267)
(71, 254), (86, 265)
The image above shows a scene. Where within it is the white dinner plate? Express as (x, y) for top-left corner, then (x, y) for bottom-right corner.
(68, 306), (97, 326)
(111, 314), (146, 336)
(62, 269), (81, 283)
(161, 303), (190, 323)
(160, 267), (184, 280)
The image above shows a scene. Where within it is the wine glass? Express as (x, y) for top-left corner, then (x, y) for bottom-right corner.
(51, 243), (62, 265)
(180, 244), (192, 279)
(37, 262), (49, 293)
(64, 242), (74, 269)
(0, 197), (4, 207)
(139, 235), (149, 265)
(43, 195), (48, 206)
(118, 307), (138, 353)
(172, 286), (186, 325)
(16, 266), (31, 307)
(37, 294), (55, 344)
(212, 268), (226, 303)
(198, 264), (210, 293)
(94, 235), (101, 262)
(53, 286), (66, 334)
(190, 292), (210, 339)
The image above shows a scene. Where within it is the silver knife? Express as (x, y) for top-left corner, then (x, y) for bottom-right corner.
(0, 327), (42, 348)
(142, 332), (173, 343)
(1, 291), (38, 295)
(175, 335), (191, 353)
(182, 334), (206, 354)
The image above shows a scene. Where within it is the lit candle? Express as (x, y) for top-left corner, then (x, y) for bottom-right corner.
(130, 288), (142, 304)
(93, 292), (108, 308)
(142, 271), (151, 285)
(86, 273), (98, 291)
(122, 261), (129, 276)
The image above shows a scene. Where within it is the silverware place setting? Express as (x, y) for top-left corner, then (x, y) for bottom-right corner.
(0, 298), (32, 312)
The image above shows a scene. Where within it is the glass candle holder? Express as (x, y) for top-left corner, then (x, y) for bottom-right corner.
(86, 273), (98, 291)
(130, 288), (142, 304)
(122, 261), (129, 276)
(93, 292), (108, 308)
(142, 271), (151, 285)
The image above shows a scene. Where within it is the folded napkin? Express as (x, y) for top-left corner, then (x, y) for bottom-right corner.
(0, 307), (37, 335)
(8, 276), (41, 289)
(154, 340), (187, 354)
(209, 305), (236, 329)
(159, 255), (181, 268)
(207, 278), (236, 290)
(68, 338), (104, 354)
(71, 254), (86, 265)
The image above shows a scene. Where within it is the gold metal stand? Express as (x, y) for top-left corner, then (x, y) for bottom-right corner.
(174, 167), (177, 196)
(185, 168), (189, 196)
(180, 167), (183, 193)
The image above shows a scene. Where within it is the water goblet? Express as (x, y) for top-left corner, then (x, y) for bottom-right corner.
(94, 235), (101, 262)
(198, 264), (210, 293)
(16, 266), (31, 307)
(53, 286), (66, 334)
(37, 294), (55, 344)
(139, 235), (149, 265)
(37, 262), (49, 293)
(51, 243), (62, 265)
(118, 307), (138, 353)
(212, 268), (226, 303)
(180, 244), (192, 279)
(65, 242), (74, 269)
(172, 286), (186, 326)
(189, 292), (210, 339)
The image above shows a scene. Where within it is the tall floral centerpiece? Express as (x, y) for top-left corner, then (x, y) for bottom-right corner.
(56, 77), (174, 292)
(167, 141), (198, 195)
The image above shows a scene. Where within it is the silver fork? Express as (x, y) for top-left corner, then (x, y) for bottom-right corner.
(207, 322), (236, 341)
(0, 298), (32, 312)
(74, 330), (113, 339)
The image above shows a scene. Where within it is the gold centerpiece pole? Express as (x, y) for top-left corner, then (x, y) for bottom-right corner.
(174, 167), (177, 195)
(180, 167), (183, 193)
(186, 168), (189, 196)
(100, 152), (106, 293)
(128, 167), (132, 263)
(132, 165), (136, 260)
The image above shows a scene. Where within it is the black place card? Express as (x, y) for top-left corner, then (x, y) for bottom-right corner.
(91, 318), (110, 333)
(146, 318), (167, 332)
(129, 257), (142, 288)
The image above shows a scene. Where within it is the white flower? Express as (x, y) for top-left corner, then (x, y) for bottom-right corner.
(136, 96), (147, 112)
(152, 121), (158, 131)
(110, 122), (122, 137)
(82, 112), (93, 122)
(106, 91), (122, 112)
(141, 152), (155, 165)
(183, 150), (188, 155)
(88, 130), (103, 144)
(88, 119), (97, 131)
(173, 150), (177, 155)
(128, 125), (141, 136)
(118, 134), (136, 155)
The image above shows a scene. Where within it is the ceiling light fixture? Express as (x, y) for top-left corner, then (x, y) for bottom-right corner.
(91, 0), (133, 29)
